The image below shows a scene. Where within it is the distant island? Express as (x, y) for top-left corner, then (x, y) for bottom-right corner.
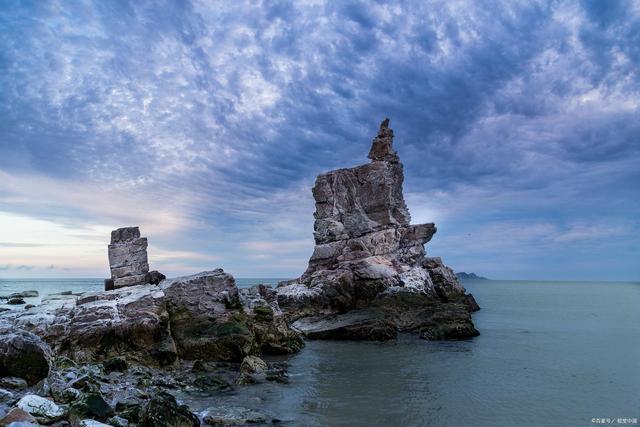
(456, 272), (489, 281)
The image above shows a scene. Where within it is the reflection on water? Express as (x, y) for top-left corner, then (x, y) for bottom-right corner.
(2, 279), (639, 426)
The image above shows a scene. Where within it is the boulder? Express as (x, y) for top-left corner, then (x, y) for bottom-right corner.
(16, 394), (67, 424)
(6, 298), (25, 305)
(146, 271), (166, 285)
(139, 391), (200, 427)
(0, 408), (37, 425)
(276, 119), (479, 340)
(161, 270), (253, 362)
(0, 328), (52, 385)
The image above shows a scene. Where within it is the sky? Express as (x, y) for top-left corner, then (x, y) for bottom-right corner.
(0, 0), (638, 281)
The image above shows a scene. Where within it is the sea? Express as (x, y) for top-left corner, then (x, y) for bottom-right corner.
(1, 278), (638, 427)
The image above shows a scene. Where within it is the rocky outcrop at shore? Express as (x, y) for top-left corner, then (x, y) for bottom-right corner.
(1, 270), (302, 369)
(276, 119), (479, 340)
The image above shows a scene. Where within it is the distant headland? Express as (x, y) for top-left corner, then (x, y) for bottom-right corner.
(456, 272), (489, 281)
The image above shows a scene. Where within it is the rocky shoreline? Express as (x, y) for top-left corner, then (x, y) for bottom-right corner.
(0, 119), (479, 426)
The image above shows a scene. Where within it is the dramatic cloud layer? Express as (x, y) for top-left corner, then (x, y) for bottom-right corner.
(1, 0), (638, 280)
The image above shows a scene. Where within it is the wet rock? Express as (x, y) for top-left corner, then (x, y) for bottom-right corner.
(106, 415), (129, 427)
(193, 374), (233, 392)
(237, 356), (267, 385)
(139, 391), (200, 427)
(6, 298), (25, 305)
(9, 291), (39, 299)
(17, 394), (67, 424)
(0, 377), (27, 390)
(0, 407), (38, 425)
(24, 305), (35, 310)
(202, 406), (267, 425)
(0, 388), (13, 403)
(0, 328), (52, 385)
(275, 119), (478, 340)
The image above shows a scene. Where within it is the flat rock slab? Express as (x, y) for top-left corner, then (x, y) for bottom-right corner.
(292, 309), (397, 341)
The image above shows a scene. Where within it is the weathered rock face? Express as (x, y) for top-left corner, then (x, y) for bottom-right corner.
(1, 270), (303, 367)
(0, 326), (52, 385)
(277, 119), (479, 340)
(107, 227), (150, 289)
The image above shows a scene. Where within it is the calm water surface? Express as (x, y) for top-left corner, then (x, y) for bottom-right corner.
(2, 278), (638, 426)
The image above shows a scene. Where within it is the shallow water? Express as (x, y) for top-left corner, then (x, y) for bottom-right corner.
(2, 278), (639, 426)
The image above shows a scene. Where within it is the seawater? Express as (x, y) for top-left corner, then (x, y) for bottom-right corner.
(1, 278), (638, 426)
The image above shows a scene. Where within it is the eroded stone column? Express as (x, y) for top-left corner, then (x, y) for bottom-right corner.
(107, 226), (150, 289)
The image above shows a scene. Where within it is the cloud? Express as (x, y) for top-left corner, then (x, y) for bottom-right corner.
(0, 0), (638, 280)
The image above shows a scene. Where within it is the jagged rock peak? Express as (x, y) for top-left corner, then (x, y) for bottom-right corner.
(368, 117), (398, 162)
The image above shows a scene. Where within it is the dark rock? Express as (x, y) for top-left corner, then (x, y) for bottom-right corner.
(0, 328), (52, 385)
(193, 373), (233, 392)
(146, 271), (166, 285)
(102, 357), (127, 374)
(24, 305), (35, 310)
(84, 393), (114, 419)
(115, 397), (143, 423)
(0, 377), (28, 390)
(7, 298), (25, 305)
(464, 294), (481, 312)
(139, 391), (200, 427)
(104, 279), (114, 291)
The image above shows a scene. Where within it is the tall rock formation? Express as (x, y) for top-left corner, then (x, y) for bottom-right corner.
(277, 119), (479, 340)
(106, 226), (164, 290)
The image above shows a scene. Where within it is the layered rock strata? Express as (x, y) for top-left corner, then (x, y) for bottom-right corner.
(106, 226), (165, 290)
(107, 227), (150, 289)
(276, 119), (479, 340)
